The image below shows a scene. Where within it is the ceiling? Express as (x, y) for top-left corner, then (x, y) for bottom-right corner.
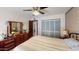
(22, 7), (71, 16)
(43, 7), (71, 15)
(0, 7), (71, 17)
(22, 7), (71, 14)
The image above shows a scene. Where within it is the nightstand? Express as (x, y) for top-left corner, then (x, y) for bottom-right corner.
(60, 35), (69, 39)
(60, 37), (67, 39)
(60, 36), (69, 39)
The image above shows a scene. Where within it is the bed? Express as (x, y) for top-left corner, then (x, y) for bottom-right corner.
(12, 33), (79, 51)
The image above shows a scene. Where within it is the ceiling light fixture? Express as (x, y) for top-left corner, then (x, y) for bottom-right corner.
(33, 10), (40, 16)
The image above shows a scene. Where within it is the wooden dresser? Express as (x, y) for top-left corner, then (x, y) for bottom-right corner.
(0, 32), (30, 51)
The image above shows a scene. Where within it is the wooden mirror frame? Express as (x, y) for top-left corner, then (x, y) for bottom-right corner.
(7, 21), (23, 36)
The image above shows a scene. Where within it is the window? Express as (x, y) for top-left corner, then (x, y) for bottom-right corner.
(41, 19), (60, 38)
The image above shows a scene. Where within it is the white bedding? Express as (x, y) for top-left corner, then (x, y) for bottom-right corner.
(64, 38), (79, 51)
(12, 36), (72, 51)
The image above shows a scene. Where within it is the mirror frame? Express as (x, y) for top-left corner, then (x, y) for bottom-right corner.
(7, 21), (23, 36)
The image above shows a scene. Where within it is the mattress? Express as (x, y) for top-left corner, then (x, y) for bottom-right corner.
(12, 36), (72, 51)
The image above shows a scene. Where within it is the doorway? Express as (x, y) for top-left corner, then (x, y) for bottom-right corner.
(29, 20), (38, 37)
(33, 20), (38, 36)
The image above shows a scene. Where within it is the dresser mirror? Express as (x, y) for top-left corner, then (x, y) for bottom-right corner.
(7, 21), (23, 36)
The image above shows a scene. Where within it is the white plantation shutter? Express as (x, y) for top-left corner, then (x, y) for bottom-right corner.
(41, 19), (60, 38)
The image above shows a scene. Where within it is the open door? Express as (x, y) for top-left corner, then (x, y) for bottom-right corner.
(33, 20), (38, 36)
(29, 20), (38, 37)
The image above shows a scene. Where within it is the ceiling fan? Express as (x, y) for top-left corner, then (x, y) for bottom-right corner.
(23, 7), (48, 15)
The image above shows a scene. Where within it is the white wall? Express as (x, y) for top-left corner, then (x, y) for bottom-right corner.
(0, 7), (66, 39)
(66, 7), (79, 33)
(0, 8), (29, 36)
(35, 14), (65, 36)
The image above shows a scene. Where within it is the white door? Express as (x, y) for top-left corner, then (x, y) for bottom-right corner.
(33, 21), (38, 36)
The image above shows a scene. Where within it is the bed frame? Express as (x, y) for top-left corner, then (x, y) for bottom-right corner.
(69, 33), (79, 40)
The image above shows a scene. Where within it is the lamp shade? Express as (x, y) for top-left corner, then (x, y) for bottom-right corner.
(62, 30), (68, 35)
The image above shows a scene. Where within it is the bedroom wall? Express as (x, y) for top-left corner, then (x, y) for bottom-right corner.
(66, 7), (79, 33)
(35, 14), (65, 36)
(0, 8), (29, 38)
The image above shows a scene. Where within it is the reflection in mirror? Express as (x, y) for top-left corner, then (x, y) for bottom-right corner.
(7, 21), (23, 36)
